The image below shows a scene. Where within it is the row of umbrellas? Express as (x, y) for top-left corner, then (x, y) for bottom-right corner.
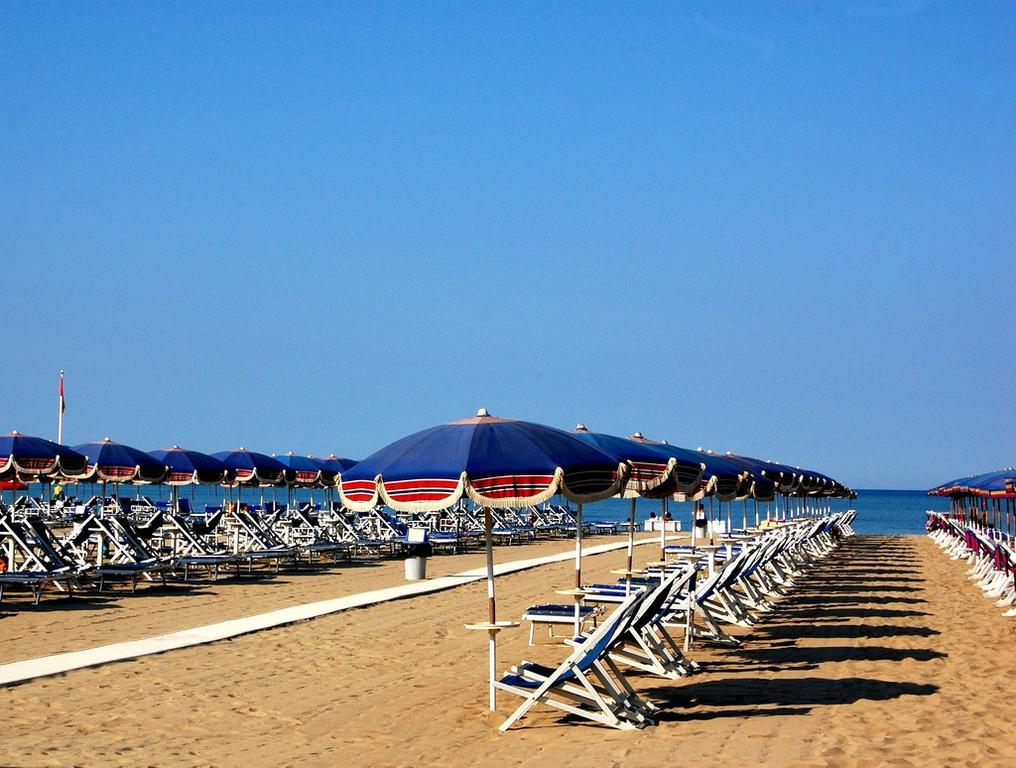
(0, 432), (356, 488)
(336, 414), (854, 512)
(2, 417), (854, 501)
(928, 468), (1016, 535)
(928, 469), (1016, 498)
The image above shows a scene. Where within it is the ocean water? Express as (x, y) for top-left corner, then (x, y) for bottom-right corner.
(554, 490), (944, 536)
(31, 484), (944, 536)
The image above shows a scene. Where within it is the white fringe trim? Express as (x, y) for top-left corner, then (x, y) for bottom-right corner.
(338, 464), (628, 513)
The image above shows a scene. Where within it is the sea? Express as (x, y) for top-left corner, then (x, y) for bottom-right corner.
(31, 485), (944, 536)
(537, 489), (944, 536)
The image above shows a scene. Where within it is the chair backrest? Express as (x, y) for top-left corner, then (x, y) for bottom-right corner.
(573, 590), (648, 673)
(111, 515), (160, 561)
(631, 567), (691, 632)
(6, 517), (72, 571)
(23, 517), (77, 569)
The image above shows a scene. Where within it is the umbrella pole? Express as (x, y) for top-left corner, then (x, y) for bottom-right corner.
(742, 499), (747, 531)
(573, 502), (584, 635)
(484, 506), (496, 711)
(625, 497), (637, 595)
(755, 498), (760, 527)
(726, 501), (732, 535)
(658, 498), (666, 559)
(709, 496), (715, 545)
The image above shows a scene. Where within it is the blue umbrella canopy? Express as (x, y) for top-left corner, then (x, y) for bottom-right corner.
(719, 453), (796, 501)
(0, 431), (89, 480)
(933, 469), (1016, 498)
(339, 409), (627, 512)
(310, 455), (358, 488)
(693, 450), (750, 501)
(733, 454), (800, 494)
(625, 433), (717, 499)
(798, 468), (839, 497)
(275, 452), (322, 487)
(572, 425), (703, 496)
(148, 445), (227, 485)
(73, 437), (166, 484)
(211, 448), (287, 486)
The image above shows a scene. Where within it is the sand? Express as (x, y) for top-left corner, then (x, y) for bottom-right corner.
(2, 535), (1014, 767)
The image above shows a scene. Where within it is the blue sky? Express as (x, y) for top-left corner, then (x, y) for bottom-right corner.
(1, 1), (1012, 489)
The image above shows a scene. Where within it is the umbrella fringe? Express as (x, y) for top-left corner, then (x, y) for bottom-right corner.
(339, 463), (629, 513)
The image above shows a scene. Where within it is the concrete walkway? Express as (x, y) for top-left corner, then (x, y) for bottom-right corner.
(0, 536), (659, 687)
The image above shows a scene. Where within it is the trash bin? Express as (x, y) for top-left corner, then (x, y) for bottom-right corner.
(404, 528), (432, 581)
(405, 555), (427, 580)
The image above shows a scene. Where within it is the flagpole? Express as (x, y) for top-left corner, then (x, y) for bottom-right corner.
(57, 370), (64, 444)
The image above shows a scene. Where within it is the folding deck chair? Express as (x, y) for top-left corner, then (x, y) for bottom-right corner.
(495, 589), (658, 731)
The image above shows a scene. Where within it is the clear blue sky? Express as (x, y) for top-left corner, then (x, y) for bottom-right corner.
(2, 2), (1012, 489)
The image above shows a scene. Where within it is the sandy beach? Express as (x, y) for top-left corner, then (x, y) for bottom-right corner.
(1, 534), (1013, 767)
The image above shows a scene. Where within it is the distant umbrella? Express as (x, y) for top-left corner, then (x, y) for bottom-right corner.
(275, 452), (322, 487)
(148, 445), (227, 515)
(0, 431), (89, 480)
(211, 447), (288, 515)
(310, 454), (358, 488)
(148, 445), (227, 485)
(73, 438), (167, 484)
(573, 425), (704, 573)
(211, 448), (287, 486)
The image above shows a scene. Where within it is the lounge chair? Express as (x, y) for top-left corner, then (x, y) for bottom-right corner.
(495, 589), (658, 731)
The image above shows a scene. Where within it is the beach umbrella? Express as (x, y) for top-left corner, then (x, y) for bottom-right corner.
(720, 453), (817, 526)
(148, 446), (228, 513)
(338, 408), (626, 710)
(310, 455), (358, 510)
(73, 438), (167, 484)
(211, 448), (287, 512)
(73, 437), (167, 513)
(311, 454), (357, 487)
(274, 452), (323, 512)
(687, 451), (749, 543)
(963, 469), (1016, 498)
(928, 476), (972, 496)
(0, 431), (89, 481)
(725, 454), (797, 496)
(149, 446), (227, 485)
(1, 432), (88, 517)
(275, 452), (322, 487)
(212, 448), (287, 486)
(960, 469), (1016, 533)
(573, 425), (703, 575)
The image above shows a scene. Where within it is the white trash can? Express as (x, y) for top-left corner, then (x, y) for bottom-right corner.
(405, 556), (427, 580)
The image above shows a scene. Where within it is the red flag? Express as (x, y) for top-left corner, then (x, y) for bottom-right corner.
(59, 371), (66, 413)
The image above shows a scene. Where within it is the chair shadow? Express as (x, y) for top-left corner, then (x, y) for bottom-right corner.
(650, 676), (939, 721)
(782, 595), (928, 606)
(790, 583), (924, 593)
(773, 607), (931, 621)
(755, 624), (940, 640)
(712, 644), (946, 667)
